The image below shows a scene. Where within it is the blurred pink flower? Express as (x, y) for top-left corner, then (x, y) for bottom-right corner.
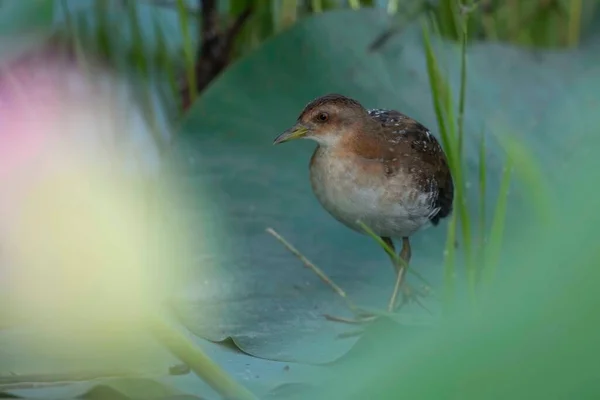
(0, 42), (168, 288)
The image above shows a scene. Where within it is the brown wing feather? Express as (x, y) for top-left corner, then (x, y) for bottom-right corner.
(364, 109), (454, 225)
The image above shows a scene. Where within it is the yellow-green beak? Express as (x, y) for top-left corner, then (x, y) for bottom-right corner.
(273, 124), (309, 145)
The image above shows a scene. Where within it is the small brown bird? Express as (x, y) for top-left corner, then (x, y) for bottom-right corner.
(273, 94), (454, 307)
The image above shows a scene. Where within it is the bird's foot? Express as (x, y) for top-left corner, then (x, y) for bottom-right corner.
(396, 283), (431, 313)
(323, 283), (432, 329)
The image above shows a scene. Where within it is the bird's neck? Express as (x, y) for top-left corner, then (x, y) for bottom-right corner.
(343, 120), (387, 160)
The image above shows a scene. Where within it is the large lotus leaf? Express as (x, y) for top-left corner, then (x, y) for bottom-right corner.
(166, 8), (600, 364)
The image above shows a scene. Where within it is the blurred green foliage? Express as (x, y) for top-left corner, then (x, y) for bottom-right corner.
(434, 0), (597, 48)
(228, 0), (598, 52)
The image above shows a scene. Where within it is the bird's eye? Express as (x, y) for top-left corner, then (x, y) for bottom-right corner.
(316, 112), (329, 122)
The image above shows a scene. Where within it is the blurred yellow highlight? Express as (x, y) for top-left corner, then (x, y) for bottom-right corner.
(8, 160), (153, 327)
(0, 49), (192, 371)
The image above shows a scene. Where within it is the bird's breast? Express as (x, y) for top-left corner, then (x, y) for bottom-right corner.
(308, 147), (433, 237)
(310, 149), (382, 213)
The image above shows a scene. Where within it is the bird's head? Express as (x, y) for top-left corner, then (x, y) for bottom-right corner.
(273, 94), (371, 148)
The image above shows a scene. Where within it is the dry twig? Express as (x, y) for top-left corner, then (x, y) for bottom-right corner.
(266, 228), (356, 311)
(266, 225), (433, 327)
(266, 228), (380, 325)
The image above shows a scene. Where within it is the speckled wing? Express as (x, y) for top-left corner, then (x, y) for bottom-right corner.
(367, 108), (454, 225)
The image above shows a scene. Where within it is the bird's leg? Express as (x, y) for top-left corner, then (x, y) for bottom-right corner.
(387, 236), (409, 311)
(395, 237), (430, 312)
(389, 236), (429, 312)
(399, 237), (410, 260)
(400, 236), (411, 264)
(382, 236), (413, 310)
(381, 237), (397, 271)
(382, 236), (414, 311)
(398, 236), (412, 302)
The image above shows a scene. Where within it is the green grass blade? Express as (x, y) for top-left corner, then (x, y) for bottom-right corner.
(483, 129), (551, 285)
(422, 21), (460, 305)
(93, 0), (112, 60)
(348, 0), (361, 10)
(60, 0), (74, 35)
(436, 0), (461, 40)
(457, 12), (468, 161)
(126, 0), (148, 80)
(68, 5), (91, 76)
(278, 0), (299, 31)
(387, 0), (400, 14)
(148, 317), (257, 400)
(312, 0), (324, 13)
(422, 18), (474, 303)
(567, 0), (582, 47)
(482, 161), (512, 285)
(495, 133), (552, 223)
(152, 13), (178, 103)
(421, 23), (452, 155)
(477, 130), (487, 277)
(453, 5), (476, 297)
(443, 212), (457, 309)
